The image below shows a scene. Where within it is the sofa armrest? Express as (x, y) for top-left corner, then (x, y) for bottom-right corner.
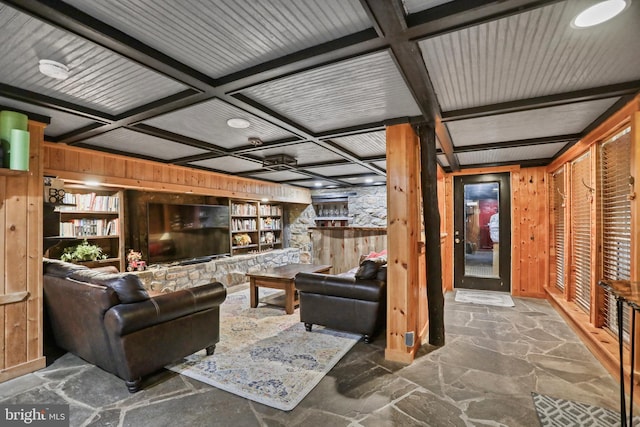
(104, 282), (227, 336)
(294, 272), (385, 302)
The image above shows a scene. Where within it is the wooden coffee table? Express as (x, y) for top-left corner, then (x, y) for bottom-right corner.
(246, 263), (331, 314)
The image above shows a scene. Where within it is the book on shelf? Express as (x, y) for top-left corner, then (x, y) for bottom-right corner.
(57, 192), (120, 212)
(231, 203), (257, 216)
(59, 218), (119, 237)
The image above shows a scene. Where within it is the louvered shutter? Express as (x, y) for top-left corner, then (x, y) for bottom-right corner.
(552, 169), (566, 291)
(571, 153), (592, 314)
(600, 128), (631, 338)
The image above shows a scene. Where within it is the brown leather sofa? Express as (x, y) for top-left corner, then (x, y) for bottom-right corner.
(43, 258), (227, 392)
(294, 262), (387, 343)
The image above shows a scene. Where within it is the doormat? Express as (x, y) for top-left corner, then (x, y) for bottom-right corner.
(532, 392), (632, 426)
(167, 289), (360, 411)
(454, 289), (515, 307)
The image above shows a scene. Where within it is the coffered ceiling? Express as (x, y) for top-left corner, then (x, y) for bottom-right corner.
(0, 0), (638, 188)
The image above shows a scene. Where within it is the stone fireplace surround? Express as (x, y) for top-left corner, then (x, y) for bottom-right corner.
(133, 248), (300, 293)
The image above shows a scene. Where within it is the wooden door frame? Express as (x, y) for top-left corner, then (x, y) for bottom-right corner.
(453, 173), (511, 292)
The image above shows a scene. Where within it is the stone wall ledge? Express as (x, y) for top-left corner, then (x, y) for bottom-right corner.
(133, 248), (300, 293)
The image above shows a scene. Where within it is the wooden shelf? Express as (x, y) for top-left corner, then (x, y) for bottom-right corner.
(231, 229), (257, 233)
(0, 168), (28, 176)
(232, 244), (259, 249)
(57, 210), (119, 215)
(45, 235), (119, 240)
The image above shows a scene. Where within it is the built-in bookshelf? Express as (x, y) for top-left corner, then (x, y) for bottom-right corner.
(230, 201), (283, 255)
(44, 187), (125, 271)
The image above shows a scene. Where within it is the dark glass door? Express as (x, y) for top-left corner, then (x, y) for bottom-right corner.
(453, 173), (511, 292)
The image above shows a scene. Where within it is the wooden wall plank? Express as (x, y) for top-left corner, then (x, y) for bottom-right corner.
(0, 176), (5, 370)
(43, 143), (311, 204)
(310, 228), (387, 274)
(26, 122), (44, 362)
(5, 174), (28, 368)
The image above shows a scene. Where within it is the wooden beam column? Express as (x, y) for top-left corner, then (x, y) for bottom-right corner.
(417, 124), (445, 346)
(385, 123), (426, 363)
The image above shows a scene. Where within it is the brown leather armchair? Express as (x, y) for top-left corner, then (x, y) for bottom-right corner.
(43, 259), (227, 392)
(294, 265), (386, 343)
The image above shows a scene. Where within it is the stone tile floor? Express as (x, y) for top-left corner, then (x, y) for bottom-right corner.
(1, 290), (621, 426)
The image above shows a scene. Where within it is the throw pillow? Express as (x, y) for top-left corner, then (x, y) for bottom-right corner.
(68, 270), (149, 304)
(355, 257), (387, 280)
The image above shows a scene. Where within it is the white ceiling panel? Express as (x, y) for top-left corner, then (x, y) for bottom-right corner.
(437, 154), (449, 167)
(63, 0), (372, 78)
(251, 142), (344, 165)
(0, 5), (187, 116)
(80, 129), (207, 160)
(142, 99), (298, 149)
(305, 164), (374, 177)
(457, 142), (568, 166)
(448, 98), (620, 146)
(420, 1), (640, 110)
(403, 0), (455, 14)
(0, 97), (100, 138)
(332, 131), (386, 157)
(240, 51), (422, 133)
(246, 170), (310, 182)
(339, 175), (386, 185)
(190, 156), (260, 173)
(288, 180), (336, 189)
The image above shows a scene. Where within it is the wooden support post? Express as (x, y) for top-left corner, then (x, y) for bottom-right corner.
(385, 123), (427, 363)
(417, 124), (445, 346)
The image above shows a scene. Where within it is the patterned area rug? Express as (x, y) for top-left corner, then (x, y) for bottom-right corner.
(167, 289), (360, 411)
(454, 289), (515, 307)
(532, 392), (632, 426)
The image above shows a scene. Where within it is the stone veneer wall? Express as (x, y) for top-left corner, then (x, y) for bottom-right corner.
(287, 185), (387, 260)
(134, 248), (300, 293)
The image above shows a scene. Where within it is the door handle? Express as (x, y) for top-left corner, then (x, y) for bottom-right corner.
(455, 238), (461, 244)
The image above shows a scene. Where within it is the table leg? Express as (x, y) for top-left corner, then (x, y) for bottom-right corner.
(618, 297), (628, 427)
(285, 281), (294, 315)
(250, 278), (258, 308)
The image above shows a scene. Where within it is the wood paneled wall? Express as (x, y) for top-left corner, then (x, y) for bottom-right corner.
(443, 166), (549, 297)
(0, 121), (46, 382)
(310, 227), (387, 274)
(43, 143), (311, 204)
(511, 167), (549, 297)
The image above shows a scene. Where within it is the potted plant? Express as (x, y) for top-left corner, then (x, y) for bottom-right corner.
(60, 240), (108, 263)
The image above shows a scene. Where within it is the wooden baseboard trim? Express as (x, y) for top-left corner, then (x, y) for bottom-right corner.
(0, 357), (46, 383)
(545, 287), (638, 403)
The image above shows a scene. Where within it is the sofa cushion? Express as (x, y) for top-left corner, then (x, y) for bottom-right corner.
(68, 270), (149, 304)
(43, 258), (89, 278)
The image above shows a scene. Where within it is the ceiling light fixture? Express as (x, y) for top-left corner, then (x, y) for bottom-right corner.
(262, 154), (297, 170)
(227, 118), (250, 129)
(572, 0), (629, 28)
(38, 59), (70, 80)
(314, 182), (323, 187)
(248, 137), (263, 146)
(365, 178), (374, 183)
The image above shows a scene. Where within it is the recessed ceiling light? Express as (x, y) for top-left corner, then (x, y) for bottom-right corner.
(572, 0), (629, 28)
(365, 178), (374, 183)
(227, 118), (250, 129)
(314, 182), (323, 187)
(39, 59), (70, 80)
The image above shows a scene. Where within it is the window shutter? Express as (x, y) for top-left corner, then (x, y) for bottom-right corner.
(570, 152), (592, 314)
(552, 169), (565, 291)
(600, 127), (631, 337)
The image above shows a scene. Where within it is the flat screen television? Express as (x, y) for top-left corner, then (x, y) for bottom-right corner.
(147, 202), (230, 264)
